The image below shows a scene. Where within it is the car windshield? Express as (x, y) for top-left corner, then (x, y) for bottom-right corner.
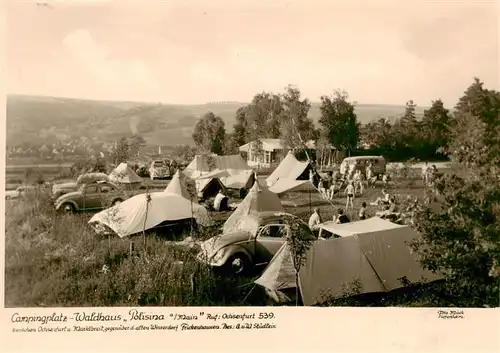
(153, 161), (164, 167)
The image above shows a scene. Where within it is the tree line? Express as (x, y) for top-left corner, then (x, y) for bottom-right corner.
(191, 80), (470, 163)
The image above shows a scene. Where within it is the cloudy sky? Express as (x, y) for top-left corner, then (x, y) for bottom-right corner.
(6, 0), (499, 106)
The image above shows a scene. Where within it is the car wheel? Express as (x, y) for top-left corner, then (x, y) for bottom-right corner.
(62, 203), (75, 214)
(225, 253), (251, 275)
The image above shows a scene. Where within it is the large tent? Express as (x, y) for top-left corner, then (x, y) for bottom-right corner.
(108, 163), (143, 189)
(222, 180), (284, 235)
(255, 217), (441, 306)
(268, 178), (316, 195)
(89, 192), (210, 238)
(266, 152), (312, 187)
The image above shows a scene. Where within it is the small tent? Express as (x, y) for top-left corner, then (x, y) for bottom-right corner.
(89, 191), (210, 238)
(108, 162), (143, 189)
(222, 180), (284, 235)
(164, 170), (198, 202)
(255, 218), (441, 306)
(266, 152), (312, 187)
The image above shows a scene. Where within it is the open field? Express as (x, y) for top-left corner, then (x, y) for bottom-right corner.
(5, 168), (436, 307)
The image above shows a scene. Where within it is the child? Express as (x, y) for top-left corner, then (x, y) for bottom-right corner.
(359, 202), (367, 220)
(382, 173), (390, 188)
(344, 181), (355, 211)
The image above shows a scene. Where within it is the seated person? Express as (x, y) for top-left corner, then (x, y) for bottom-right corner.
(370, 189), (391, 206)
(213, 190), (229, 212)
(334, 208), (350, 224)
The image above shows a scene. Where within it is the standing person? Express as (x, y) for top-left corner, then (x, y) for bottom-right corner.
(317, 178), (326, 198)
(308, 208), (322, 234)
(353, 170), (364, 195)
(366, 163), (375, 188)
(422, 162), (429, 185)
(344, 181), (355, 211)
(358, 202), (367, 220)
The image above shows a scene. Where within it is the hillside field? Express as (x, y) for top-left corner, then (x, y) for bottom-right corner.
(7, 94), (427, 147)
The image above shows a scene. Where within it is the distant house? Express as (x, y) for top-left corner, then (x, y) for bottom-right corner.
(239, 138), (322, 168)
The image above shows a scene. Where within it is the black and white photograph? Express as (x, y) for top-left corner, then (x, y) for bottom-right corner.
(3, 0), (499, 317)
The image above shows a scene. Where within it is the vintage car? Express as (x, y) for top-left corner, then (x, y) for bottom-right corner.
(54, 181), (128, 213)
(197, 212), (315, 275)
(340, 155), (387, 177)
(149, 160), (171, 180)
(51, 173), (109, 199)
(5, 185), (38, 200)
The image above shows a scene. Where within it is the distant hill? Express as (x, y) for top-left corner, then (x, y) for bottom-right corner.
(6, 94), (426, 147)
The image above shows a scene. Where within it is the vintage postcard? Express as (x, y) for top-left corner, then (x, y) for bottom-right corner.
(2, 0), (499, 352)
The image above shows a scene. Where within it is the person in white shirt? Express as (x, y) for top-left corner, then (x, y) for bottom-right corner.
(213, 190), (228, 212)
(308, 208), (322, 232)
(344, 182), (355, 211)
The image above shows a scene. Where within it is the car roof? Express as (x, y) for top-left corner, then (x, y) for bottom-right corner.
(344, 156), (384, 160)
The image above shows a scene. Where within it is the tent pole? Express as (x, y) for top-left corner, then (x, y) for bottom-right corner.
(308, 189), (311, 213)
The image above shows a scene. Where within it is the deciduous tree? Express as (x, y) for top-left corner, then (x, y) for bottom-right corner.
(192, 112), (226, 154)
(411, 78), (500, 307)
(319, 90), (359, 156)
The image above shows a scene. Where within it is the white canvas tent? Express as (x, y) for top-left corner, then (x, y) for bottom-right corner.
(222, 180), (284, 235)
(266, 152), (311, 187)
(268, 178), (316, 195)
(255, 218), (441, 306)
(184, 154), (255, 191)
(108, 163), (142, 188)
(164, 170), (198, 202)
(89, 192), (211, 238)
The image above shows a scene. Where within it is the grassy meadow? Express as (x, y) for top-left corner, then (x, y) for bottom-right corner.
(4, 162), (444, 307)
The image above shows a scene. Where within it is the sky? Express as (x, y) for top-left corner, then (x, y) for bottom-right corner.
(6, 0), (499, 107)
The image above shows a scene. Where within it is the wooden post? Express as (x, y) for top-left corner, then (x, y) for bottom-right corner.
(309, 188), (312, 213)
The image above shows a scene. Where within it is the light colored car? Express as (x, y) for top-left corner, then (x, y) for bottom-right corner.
(5, 185), (38, 200)
(54, 181), (128, 213)
(197, 212), (315, 275)
(149, 160), (170, 180)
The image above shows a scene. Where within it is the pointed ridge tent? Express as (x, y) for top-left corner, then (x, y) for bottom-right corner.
(254, 242), (297, 303)
(89, 192), (211, 238)
(222, 180), (285, 234)
(108, 163), (143, 188)
(255, 218), (442, 306)
(164, 170), (198, 202)
(266, 152), (311, 187)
